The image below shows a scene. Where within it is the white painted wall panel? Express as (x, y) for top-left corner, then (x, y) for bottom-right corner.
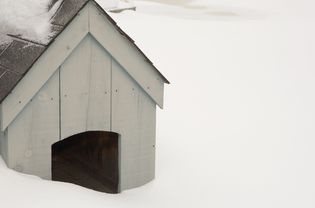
(60, 35), (111, 139)
(86, 36), (111, 131)
(111, 60), (156, 190)
(88, 2), (165, 108)
(2, 2), (162, 192)
(1, 6), (89, 131)
(1, 2), (166, 132)
(6, 70), (60, 179)
(60, 35), (91, 139)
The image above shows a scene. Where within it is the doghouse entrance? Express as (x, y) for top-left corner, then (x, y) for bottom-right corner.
(52, 131), (119, 193)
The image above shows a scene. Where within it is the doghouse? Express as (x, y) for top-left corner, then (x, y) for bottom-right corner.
(0, 0), (169, 193)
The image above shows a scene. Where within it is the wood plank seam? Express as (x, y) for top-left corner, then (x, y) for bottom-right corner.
(1, 7), (90, 131)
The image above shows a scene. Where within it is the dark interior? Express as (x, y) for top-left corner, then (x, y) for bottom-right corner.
(52, 131), (119, 193)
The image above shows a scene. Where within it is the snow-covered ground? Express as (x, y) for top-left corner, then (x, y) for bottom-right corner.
(1, 0), (315, 207)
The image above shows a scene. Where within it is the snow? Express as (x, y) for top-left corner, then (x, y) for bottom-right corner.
(0, 0), (62, 44)
(97, 0), (119, 9)
(117, 0), (135, 8)
(2, 0), (315, 207)
(98, 0), (135, 12)
(0, 0), (133, 45)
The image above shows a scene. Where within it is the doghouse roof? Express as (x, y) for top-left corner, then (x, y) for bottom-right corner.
(0, 0), (169, 104)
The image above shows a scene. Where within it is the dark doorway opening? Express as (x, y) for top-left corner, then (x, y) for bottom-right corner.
(52, 131), (119, 193)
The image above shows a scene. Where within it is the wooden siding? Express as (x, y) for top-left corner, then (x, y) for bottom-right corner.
(87, 36), (112, 131)
(88, 2), (164, 108)
(4, 37), (157, 190)
(2, 1), (161, 191)
(60, 35), (111, 139)
(112, 60), (156, 190)
(88, 1), (165, 108)
(0, 5), (89, 131)
(60, 35), (91, 138)
(1, 1), (166, 131)
(7, 70), (60, 179)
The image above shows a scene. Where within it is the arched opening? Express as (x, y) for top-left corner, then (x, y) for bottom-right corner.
(52, 131), (120, 193)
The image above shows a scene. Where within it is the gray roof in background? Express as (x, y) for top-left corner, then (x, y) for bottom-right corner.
(0, 0), (169, 103)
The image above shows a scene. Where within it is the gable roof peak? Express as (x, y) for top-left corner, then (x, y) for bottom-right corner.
(0, 0), (169, 104)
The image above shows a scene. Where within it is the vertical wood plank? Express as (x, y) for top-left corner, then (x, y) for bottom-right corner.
(86, 36), (111, 131)
(7, 70), (60, 179)
(60, 35), (91, 139)
(60, 34), (112, 139)
(0, 3), (162, 191)
(1, 5), (89, 131)
(88, 2), (165, 108)
(111, 60), (156, 190)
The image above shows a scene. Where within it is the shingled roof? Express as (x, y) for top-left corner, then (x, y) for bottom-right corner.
(0, 0), (169, 103)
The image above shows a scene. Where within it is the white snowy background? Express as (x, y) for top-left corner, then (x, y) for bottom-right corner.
(1, 0), (315, 207)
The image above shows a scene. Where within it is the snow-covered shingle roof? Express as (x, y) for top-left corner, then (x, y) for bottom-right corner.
(0, 0), (169, 103)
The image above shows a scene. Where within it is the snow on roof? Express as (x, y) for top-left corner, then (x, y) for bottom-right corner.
(0, 0), (89, 102)
(0, 0), (62, 45)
